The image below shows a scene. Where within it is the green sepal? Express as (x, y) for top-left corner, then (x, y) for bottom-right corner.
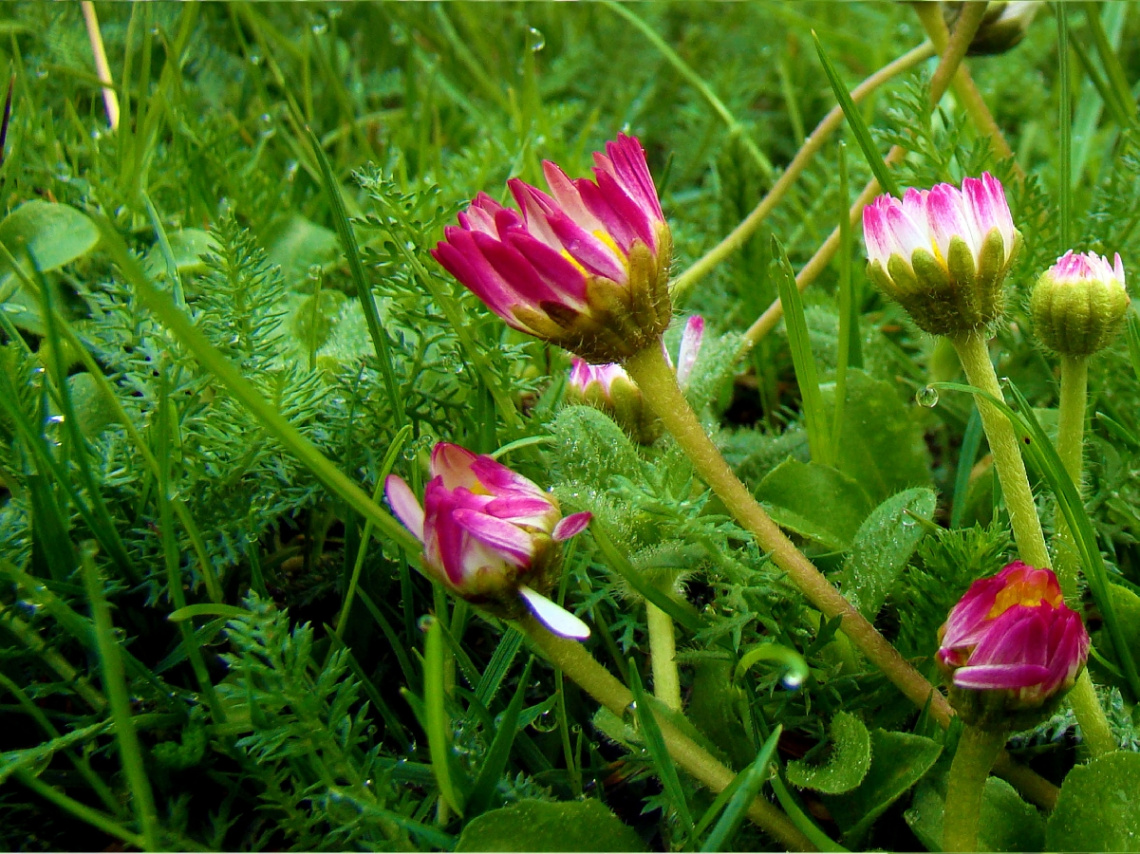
(910, 248), (950, 294)
(884, 254), (919, 297)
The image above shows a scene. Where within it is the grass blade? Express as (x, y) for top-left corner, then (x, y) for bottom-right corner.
(700, 726), (782, 852)
(773, 235), (831, 466)
(424, 615), (467, 816)
(628, 661), (695, 843)
(951, 408), (984, 529)
(813, 30), (899, 198)
(468, 657), (534, 816)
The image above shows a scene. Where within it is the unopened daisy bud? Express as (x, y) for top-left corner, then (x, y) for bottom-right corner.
(566, 360), (661, 444)
(385, 443), (593, 639)
(565, 315), (705, 444)
(863, 173), (1022, 336)
(432, 133), (673, 363)
(945, 1), (1039, 56)
(937, 561), (1089, 730)
(1030, 250), (1128, 357)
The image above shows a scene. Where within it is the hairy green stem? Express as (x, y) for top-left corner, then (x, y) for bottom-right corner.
(646, 601), (682, 712)
(516, 615), (814, 851)
(625, 342), (1059, 809)
(625, 345), (951, 719)
(1053, 354), (1117, 757)
(670, 40), (935, 301)
(950, 333), (1050, 568)
(943, 725), (1008, 852)
(954, 335), (1115, 756)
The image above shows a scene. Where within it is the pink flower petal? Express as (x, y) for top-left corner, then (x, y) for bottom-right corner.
(553, 511), (592, 541)
(676, 315), (705, 387)
(384, 475), (425, 542)
(431, 443), (479, 490)
(452, 508), (535, 567)
(953, 663), (1052, 690)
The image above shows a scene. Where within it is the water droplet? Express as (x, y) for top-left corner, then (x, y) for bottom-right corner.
(284, 160), (299, 182)
(311, 21), (328, 35)
(34, 68), (48, 80)
(526, 27), (545, 52)
(389, 24), (408, 46)
(902, 518), (916, 527)
(45, 414), (65, 425)
(915, 386), (939, 407)
(150, 24), (160, 36)
(781, 671), (805, 690)
(248, 53), (262, 66)
(417, 614), (435, 632)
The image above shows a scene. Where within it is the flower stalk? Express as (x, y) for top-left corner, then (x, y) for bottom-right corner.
(942, 724), (1009, 852)
(516, 614), (814, 851)
(646, 601), (682, 712)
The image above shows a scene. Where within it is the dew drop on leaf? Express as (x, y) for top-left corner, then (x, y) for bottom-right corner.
(915, 386), (939, 407)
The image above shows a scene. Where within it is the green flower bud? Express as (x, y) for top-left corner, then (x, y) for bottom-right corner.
(1030, 250), (1129, 357)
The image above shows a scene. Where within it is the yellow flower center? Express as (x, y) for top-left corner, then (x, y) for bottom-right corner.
(987, 573), (1062, 618)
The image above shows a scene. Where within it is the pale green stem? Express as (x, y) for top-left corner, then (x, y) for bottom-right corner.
(646, 601), (682, 712)
(943, 725), (1008, 852)
(1054, 354), (1117, 757)
(911, 2), (1023, 176)
(624, 342), (1060, 810)
(954, 335), (1115, 756)
(949, 333), (1050, 568)
(516, 614), (814, 851)
(738, 8), (983, 353)
(670, 40), (935, 301)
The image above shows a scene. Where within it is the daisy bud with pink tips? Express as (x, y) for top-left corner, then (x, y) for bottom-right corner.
(566, 316), (704, 444)
(385, 443), (593, 639)
(863, 172), (1021, 335)
(937, 561), (1089, 729)
(1030, 250), (1128, 357)
(432, 133), (672, 363)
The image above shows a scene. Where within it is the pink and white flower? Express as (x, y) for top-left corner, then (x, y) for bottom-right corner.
(385, 443), (592, 639)
(566, 316), (704, 444)
(1031, 250), (1128, 356)
(432, 133), (673, 363)
(862, 173), (1021, 335)
(937, 562), (1088, 723)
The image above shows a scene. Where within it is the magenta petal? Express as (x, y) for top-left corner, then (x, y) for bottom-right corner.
(553, 511), (592, 541)
(953, 663), (1051, 690)
(468, 455), (546, 498)
(484, 494), (559, 522)
(544, 211), (628, 282)
(433, 232), (521, 322)
(505, 233), (590, 304)
(452, 509), (534, 567)
(470, 231), (575, 310)
(602, 134), (664, 221)
(384, 476), (425, 542)
(575, 177), (638, 253)
(927, 184), (979, 257)
(862, 203), (891, 265)
(543, 161), (603, 231)
(593, 168), (656, 251)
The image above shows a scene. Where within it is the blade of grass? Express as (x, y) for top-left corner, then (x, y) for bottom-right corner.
(701, 726), (782, 852)
(468, 657), (535, 817)
(305, 126), (406, 430)
(602, 1), (773, 179)
(473, 628), (524, 711)
(950, 408), (985, 529)
(773, 235), (831, 466)
(831, 140), (854, 464)
(628, 661), (696, 844)
(812, 31), (898, 199)
(424, 615), (467, 816)
(1083, 2), (1136, 123)
(1057, 2), (1072, 242)
(79, 543), (160, 850)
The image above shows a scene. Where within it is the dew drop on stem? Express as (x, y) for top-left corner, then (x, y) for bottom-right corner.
(915, 386), (939, 407)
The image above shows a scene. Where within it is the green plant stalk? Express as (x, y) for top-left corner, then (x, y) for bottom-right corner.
(80, 545), (161, 851)
(952, 336), (1116, 755)
(949, 333), (1050, 568)
(516, 615), (814, 852)
(646, 601), (682, 712)
(942, 725), (1008, 852)
(625, 344), (952, 722)
(1054, 354), (1117, 757)
(671, 40), (934, 301)
(0, 602), (106, 712)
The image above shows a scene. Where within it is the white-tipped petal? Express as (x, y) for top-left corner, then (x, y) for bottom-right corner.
(519, 585), (591, 640)
(384, 476), (425, 542)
